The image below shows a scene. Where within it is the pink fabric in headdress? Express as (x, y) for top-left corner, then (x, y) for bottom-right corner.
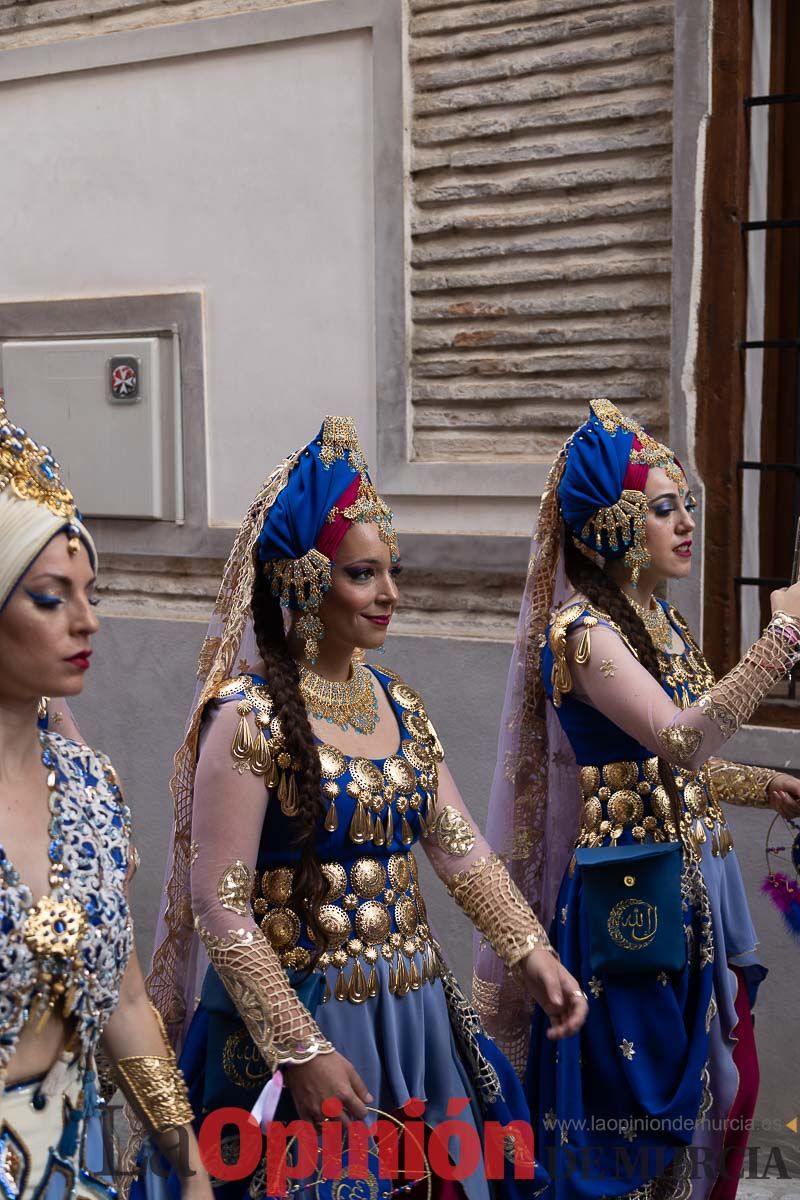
(315, 474), (361, 560)
(623, 436), (649, 493)
(623, 436), (685, 493)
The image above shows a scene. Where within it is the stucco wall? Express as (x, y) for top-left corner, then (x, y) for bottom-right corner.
(0, 25), (376, 526)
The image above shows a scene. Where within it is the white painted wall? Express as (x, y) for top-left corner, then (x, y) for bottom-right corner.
(0, 28), (375, 525)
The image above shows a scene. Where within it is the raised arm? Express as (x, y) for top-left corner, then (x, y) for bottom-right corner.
(422, 762), (587, 1039)
(562, 610), (800, 771)
(190, 699), (334, 1071)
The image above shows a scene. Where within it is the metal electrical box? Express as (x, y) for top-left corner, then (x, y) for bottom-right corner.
(0, 336), (183, 520)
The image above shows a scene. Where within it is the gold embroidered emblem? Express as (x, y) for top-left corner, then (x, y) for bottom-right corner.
(217, 861), (254, 915)
(431, 806), (475, 857)
(656, 725), (703, 764)
(608, 898), (658, 952)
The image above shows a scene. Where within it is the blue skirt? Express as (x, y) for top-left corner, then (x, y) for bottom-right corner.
(136, 955), (550, 1200)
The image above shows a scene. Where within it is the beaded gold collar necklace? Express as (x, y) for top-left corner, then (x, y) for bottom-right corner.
(299, 661), (379, 734)
(624, 593), (673, 653)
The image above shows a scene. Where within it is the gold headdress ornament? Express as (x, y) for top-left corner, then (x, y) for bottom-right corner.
(317, 414), (369, 473)
(0, 399), (96, 608)
(325, 474), (398, 561)
(589, 397), (683, 484)
(0, 397), (78, 529)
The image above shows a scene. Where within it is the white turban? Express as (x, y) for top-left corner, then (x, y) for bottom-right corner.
(0, 489), (97, 610)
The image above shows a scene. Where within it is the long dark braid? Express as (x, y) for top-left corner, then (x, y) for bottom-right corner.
(251, 568), (329, 958)
(562, 532), (685, 822)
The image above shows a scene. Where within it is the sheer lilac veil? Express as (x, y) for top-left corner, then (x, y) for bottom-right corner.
(472, 448), (582, 1075)
(145, 451), (301, 1051)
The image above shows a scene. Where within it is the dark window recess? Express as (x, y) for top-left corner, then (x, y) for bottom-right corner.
(738, 0), (800, 716)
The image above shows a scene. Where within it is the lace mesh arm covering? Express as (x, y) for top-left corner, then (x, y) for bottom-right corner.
(701, 758), (777, 808)
(421, 761), (552, 969)
(191, 701), (334, 1071)
(565, 613), (800, 771)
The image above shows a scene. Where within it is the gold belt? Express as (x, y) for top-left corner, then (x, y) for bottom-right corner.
(255, 851), (439, 1003)
(577, 756), (732, 857)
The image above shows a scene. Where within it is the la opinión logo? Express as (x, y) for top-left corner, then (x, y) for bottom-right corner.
(196, 1096), (536, 1197)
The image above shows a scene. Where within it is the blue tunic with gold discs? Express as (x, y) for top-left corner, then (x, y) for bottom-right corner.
(528, 600), (764, 1200)
(178, 665), (548, 1200)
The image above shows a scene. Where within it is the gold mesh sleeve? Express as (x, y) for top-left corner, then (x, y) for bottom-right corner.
(196, 923), (334, 1071)
(692, 613), (800, 739)
(445, 854), (553, 970)
(702, 758), (777, 808)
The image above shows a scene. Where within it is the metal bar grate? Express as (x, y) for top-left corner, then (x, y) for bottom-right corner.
(745, 93), (800, 106)
(743, 218), (800, 230)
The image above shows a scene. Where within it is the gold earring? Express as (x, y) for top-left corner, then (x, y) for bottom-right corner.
(296, 612), (325, 665)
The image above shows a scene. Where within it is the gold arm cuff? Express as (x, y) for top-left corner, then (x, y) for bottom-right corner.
(431, 806), (476, 857)
(446, 854), (553, 970)
(656, 724), (704, 765)
(702, 758), (777, 808)
(114, 1056), (194, 1134)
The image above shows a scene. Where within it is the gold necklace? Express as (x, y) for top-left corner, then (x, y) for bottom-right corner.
(299, 662), (379, 734)
(624, 593), (673, 653)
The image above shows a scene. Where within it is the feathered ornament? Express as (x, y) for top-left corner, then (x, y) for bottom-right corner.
(761, 814), (800, 939)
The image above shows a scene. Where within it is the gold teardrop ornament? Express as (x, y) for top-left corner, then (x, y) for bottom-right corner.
(324, 800), (339, 833)
(231, 708), (254, 772)
(347, 960), (369, 1004)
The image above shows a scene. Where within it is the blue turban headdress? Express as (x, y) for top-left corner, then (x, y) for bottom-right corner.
(256, 417), (397, 646)
(558, 399), (682, 583)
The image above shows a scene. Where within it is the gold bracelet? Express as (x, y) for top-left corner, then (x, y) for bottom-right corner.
(114, 1002), (194, 1134)
(114, 1056), (194, 1134)
(702, 758), (777, 808)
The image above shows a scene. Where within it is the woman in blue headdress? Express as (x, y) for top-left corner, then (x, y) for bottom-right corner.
(474, 400), (800, 1200)
(144, 417), (588, 1200)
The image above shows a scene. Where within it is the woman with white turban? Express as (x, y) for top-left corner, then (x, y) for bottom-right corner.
(0, 400), (211, 1200)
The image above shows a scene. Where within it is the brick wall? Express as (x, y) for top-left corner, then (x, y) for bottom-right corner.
(409, 0), (674, 461)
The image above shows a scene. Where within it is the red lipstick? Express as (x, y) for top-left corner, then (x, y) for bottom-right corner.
(65, 650), (92, 670)
(363, 614), (392, 627)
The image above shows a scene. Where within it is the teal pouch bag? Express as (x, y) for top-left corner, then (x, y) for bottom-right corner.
(575, 841), (686, 975)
